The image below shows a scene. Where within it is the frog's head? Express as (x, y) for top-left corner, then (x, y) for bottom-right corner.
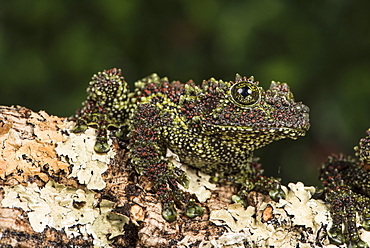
(194, 74), (310, 150)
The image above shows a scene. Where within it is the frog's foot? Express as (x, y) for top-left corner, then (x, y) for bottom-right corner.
(72, 112), (122, 153)
(321, 154), (370, 247)
(144, 161), (204, 222)
(234, 176), (285, 206)
(72, 102), (111, 153)
(159, 188), (203, 223)
(233, 160), (285, 205)
(161, 199), (204, 222)
(72, 99), (96, 132)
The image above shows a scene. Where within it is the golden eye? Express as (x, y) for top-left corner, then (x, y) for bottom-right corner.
(230, 82), (260, 106)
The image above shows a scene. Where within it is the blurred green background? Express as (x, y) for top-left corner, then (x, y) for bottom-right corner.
(1, 0), (370, 186)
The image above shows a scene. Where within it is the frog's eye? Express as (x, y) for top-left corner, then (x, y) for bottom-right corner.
(230, 81), (260, 106)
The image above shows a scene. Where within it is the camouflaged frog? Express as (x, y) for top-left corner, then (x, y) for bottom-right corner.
(73, 68), (310, 222)
(320, 129), (370, 247)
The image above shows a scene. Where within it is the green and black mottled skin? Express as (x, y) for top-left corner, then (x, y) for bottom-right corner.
(72, 68), (310, 222)
(320, 129), (370, 247)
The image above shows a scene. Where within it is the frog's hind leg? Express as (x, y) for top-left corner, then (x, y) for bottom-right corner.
(128, 104), (203, 222)
(71, 68), (130, 153)
(320, 154), (370, 247)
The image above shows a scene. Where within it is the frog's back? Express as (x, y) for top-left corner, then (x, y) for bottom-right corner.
(131, 73), (196, 107)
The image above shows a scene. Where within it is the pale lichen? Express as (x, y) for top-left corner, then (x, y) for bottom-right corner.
(207, 182), (369, 247)
(1, 180), (128, 247)
(55, 127), (115, 190)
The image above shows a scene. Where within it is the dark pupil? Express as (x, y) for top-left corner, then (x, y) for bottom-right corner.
(237, 86), (252, 98)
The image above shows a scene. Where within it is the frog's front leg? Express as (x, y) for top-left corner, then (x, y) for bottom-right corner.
(128, 104), (203, 222)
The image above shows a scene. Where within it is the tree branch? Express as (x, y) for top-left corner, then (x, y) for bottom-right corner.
(0, 105), (364, 247)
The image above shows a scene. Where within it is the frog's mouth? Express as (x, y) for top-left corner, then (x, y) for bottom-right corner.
(200, 98), (310, 140)
(201, 107), (309, 133)
(201, 123), (309, 140)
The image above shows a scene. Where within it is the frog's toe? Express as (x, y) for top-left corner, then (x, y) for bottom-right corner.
(362, 216), (370, 231)
(327, 227), (345, 245)
(72, 122), (88, 133)
(353, 240), (369, 248)
(94, 139), (110, 153)
(175, 168), (190, 188)
(348, 239), (369, 248)
(231, 194), (246, 206)
(185, 199), (204, 218)
(162, 201), (178, 222)
(269, 186), (286, 201)
(115, 126), (129, 141)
